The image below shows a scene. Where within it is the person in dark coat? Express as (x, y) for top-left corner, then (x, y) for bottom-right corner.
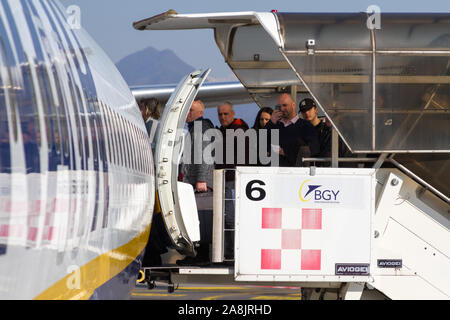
(215, 102), (250, 260)
(177, 100), (215, 266)
(252, 107), (273, 130)
(138, 97), (162, 151)
(299, 98), (331, 157)
(138, 98), (171, 267)
(215, 101), (250, 179)
(252, 107), (273, 166)
(299, 98), (352, 166)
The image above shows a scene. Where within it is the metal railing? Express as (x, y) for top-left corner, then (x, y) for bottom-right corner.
(212, 169), (236, 263)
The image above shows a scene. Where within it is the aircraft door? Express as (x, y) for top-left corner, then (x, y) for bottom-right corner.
(154, 69), (211, 256)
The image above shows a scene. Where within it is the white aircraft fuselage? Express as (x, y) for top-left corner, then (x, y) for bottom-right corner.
(0, 0), (155, 299)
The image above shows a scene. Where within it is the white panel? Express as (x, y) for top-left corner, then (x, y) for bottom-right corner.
(372, 170), (450, 299)
(377, 219), (450, 298)
(235, 167), (375, 282)
(372, 275), (448, 300)
(177, 182), (200, 242)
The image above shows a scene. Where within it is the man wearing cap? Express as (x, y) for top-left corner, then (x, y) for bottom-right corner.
(265, 93), (320, 167)
(299, 98), (352, 163)
(299, 98), (332, 157)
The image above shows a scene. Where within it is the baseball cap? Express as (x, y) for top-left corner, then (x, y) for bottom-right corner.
(299, 98), (317, 113)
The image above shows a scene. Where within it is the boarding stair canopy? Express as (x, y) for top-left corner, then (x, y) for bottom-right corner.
(134, 11), (450, 199)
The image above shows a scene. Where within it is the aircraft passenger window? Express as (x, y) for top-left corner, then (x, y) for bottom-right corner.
(112, 111), (119, 166)
(128, 123), (134, 171)
(116, 112), (125, 167)
(59, 114), (69, 161)
(106, 105), (115, 165)
(0, 40), (18, 144)
(141, 130), (146, 173)
(94, 121), (101, 167)
(82, 117), (90, 165)
(96, 107), (107, 167)
(52, 71), (69, 162)
(88, 107), (99, 169)
(141, 130), (147, 174)
(136, 126), (142, 172)
(132, 124), (139, 172)
(0, 121), (11, 173)
(98, 102), (110, 164)
(75, 116), (84, 168)
(114, 111), (122, 166)
(37, 66), (55, 155)
(106, 106), (116, 165)
(138, 130), (143, 172)
(124, 118), (132, 169)
(135, 129), (141, 172)
(129, 122), (135, 171)
(132, 125), (138, 171)
(119, 115), (129, 168)
(72, 83), (90, 167)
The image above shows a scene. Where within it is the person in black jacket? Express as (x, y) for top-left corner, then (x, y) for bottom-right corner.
(299, 98), (331, 157)
(252, 107), (273, 130)
(139, 98), (170, 267)
(299, 98), (352, 166)
(216, 102), (250, 178)
(252, 107), (273, 166)
(264, 93), (320, 167)
(138, 97), (162, 152)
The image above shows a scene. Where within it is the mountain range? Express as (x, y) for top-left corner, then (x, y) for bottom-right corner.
(115, 46), (259, 127)
(115, 46), (195, 86)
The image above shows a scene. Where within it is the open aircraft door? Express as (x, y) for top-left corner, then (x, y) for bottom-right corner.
(154, 69), (211, 256)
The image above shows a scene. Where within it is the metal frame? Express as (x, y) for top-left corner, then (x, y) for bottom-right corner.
(224, 13), (450, 154)
(388, 155), (450, 203)
(212, 168), (236, 263)
(302, 155), (449, 203)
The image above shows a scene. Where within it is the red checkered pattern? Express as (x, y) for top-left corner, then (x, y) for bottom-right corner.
(0, 199), (28, 244)
(260, 208), (322, 271)
(0, 197), (74, 247)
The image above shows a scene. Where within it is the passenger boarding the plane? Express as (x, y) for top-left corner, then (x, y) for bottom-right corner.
(264, 93), (320, 167)
(138, 97), (162, 149)
(180, 99), (215, 193)
(216, 101), (250, 178)
(176, 99), (215, 266)
(252, 107), (273, 130)
(252, 107), (273, 166)
(216, 102), (250, 261)
(139, 98), (170, 268)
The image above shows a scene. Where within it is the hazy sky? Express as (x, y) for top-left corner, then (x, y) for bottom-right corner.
(59, 0), (450, 80)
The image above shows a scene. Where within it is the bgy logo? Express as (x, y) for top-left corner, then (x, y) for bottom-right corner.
(299, 179), (340, 203)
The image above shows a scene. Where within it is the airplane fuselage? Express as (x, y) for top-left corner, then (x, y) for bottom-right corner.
(0, 0), (154, 299)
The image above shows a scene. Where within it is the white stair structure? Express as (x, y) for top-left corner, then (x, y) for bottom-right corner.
(370, 169), (449, 299)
